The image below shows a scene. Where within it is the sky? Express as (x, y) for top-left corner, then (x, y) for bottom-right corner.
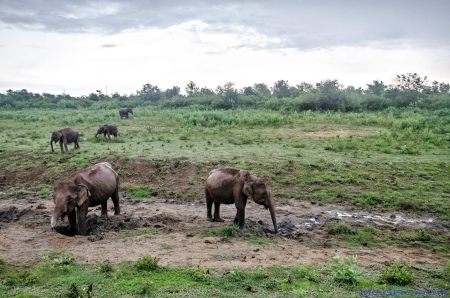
(1, 0), (449, 96)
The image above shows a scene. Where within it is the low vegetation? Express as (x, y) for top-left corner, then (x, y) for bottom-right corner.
(1, 83), (449, 296)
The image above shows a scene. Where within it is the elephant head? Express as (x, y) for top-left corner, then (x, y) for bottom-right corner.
(95, 125), (106, 137)
(50, 131), (62, 152)
(127, 107), (133, 115)
(243, 177), (278, 233)
(51, 181), (90, 230)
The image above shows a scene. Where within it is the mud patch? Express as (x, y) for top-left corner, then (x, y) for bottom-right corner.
(0, 206), (31, 223)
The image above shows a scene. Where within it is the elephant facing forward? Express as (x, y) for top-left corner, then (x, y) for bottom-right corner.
(95, 124), (118, 140)
(205, 167), (278, 233)
(50, 128), (80, 153)
(51, 162), (120, 235)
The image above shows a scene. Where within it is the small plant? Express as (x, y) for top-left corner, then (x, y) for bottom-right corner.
(251, 266), (266, 279)
(217, 225), (240, 237)
(136, 254), (159, 271)
(332, 159), (342, 172)
(331, 255), (364, 285)
(327, 222), (356, 235)
(97, 260), (114, 275)
(160, 243), (171, 250)
(189, 266), (210, 282)
(187, 176), (194, 185)
(229, 268), (246, 281)
(380, 262), (413, 285)
(298, 266), (319, 282)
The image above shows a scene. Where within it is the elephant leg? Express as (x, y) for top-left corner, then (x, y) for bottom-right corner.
(68, 211), (77, 234)
(59, 141), (64, 153)
(236, 208), (246, 231)
(77, 205), (88, 236)
(233, 211), (238, 225)
(206, 191), (214, 221)
(101, 201), (108, 217)
(213, 202), (224, 222)
(111, 187), (120, 215)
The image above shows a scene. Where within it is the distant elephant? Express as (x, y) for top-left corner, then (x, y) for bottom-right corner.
(119, 107), (133, 119)
(51, 162), (120, 236)
(95, 124), (118, 140)
(50, 128), (80, 153)
(205, 167), (278, 233)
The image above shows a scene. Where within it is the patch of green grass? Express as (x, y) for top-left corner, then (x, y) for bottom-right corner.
(12, 189), (31, 196)
(202, 225), (240, 238)
(112, 227), (157, 240)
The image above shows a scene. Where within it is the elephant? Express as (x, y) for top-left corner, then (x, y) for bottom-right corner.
(50, 162), (120, 236)
(205, 167), (278, 233)
(119, 107), (133, 119)
(50, 128), (80, 153)
(95, 124), (118, 140)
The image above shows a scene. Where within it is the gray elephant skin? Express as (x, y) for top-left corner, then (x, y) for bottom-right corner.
(50, 127), (80, 153)
(51, 162), (120, 236)
(95, 124), (118, 139)
(205, 167), (278, 233)
(119, 107), (133, 119)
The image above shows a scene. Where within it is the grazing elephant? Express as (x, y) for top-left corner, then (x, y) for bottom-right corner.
(50, 128), (80, 153)
(205, 167), (278, 233)
(119, 107), (133, 119)
(50, 162), (120, 235)
(95, 124), (118, 140)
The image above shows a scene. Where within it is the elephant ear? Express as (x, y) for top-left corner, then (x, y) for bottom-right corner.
(243, 180), (255, 200)
(76, 184), (91, 206)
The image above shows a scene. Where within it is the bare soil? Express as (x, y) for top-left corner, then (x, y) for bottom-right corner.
(0, 192), (448, 269)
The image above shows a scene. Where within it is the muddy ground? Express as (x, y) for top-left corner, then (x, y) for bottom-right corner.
(0, 192), (448, 269)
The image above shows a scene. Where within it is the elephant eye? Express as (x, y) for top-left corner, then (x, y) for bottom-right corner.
(66, 196), (73, 201)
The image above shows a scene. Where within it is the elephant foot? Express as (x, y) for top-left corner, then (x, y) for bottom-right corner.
(213, 217), (224, 222)
(238, 226), (246, 232)
(207, 217), (214, 222)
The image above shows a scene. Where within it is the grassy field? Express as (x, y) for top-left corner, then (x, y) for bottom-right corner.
(0, 106), (450, 296)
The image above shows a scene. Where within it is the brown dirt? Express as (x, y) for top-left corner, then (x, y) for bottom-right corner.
(0, 193), (448, 269)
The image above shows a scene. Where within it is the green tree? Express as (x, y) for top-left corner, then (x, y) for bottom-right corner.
(185, 81), (199, 96)
(253, 83), (271, 96)
(366, 80), (386, 95)
(272, 80), (290, 98)
(165, 86), (181, 99)
(139, 84), (162, 101)
(242, 86), (255, 96)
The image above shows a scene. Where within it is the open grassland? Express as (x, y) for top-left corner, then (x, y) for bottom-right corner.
(0, 107), (450, 297)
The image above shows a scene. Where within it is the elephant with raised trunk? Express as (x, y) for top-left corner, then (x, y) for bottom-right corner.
(50, 128), (80, 153)
(95, 124), (118, 140)
(119, 107), (133, 119)
(205, 167), (278, 233)
(51, 162), (120, 236)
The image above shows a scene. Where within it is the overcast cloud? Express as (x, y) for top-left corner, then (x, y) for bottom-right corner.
(1, 0), (449, 95)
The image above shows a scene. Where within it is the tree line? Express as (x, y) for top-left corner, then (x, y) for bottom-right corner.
(1, 73), (449, 111)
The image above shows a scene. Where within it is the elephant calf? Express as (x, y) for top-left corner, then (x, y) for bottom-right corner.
(51, 162), (120, 236)
(95, 124), (118, 140)
(205, 167), (278, 233)
(50, 127), (80, 153)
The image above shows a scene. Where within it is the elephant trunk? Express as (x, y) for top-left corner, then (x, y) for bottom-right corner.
(95, 132), (99, 138)
(50, 140), (54, 152)
(269, 203), (278, 233)
(51, 209), (62, 230)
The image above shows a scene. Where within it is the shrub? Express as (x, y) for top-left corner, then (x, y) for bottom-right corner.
(331, 255), (364, 285)
(380, 262), (413, 285)
(136, 254), (159, 271)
